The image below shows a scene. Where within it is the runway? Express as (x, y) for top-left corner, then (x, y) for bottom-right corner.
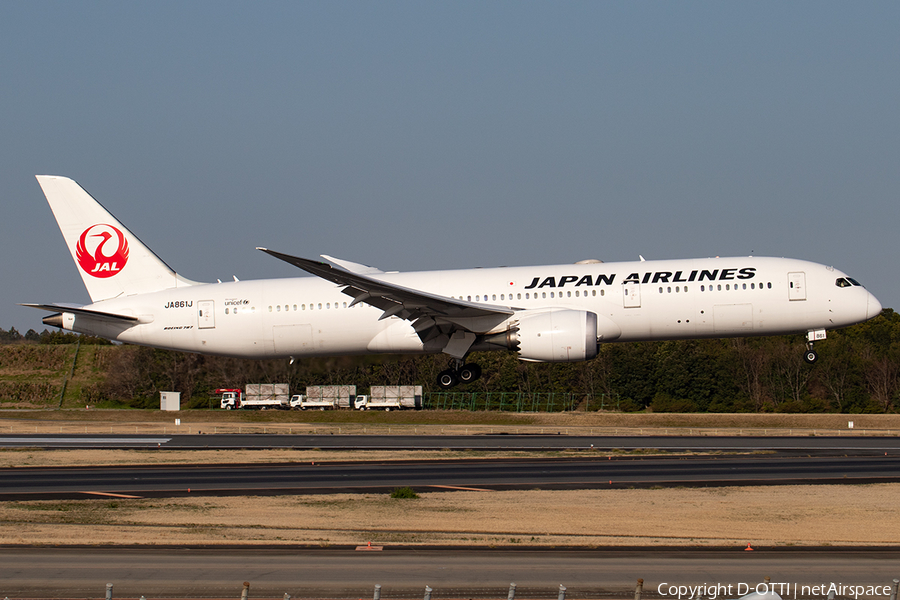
(2, 433), (900, 452)
(2, 454), (900, 500)
(3, 437), (898, 598)
(2, 547), (898, 599)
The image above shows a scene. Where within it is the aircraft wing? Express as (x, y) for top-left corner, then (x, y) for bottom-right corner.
(258, 249), (514, 353)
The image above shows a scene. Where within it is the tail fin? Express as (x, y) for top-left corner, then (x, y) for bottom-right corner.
(36, 176), (198, 302)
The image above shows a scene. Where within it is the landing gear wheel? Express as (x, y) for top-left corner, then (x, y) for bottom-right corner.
(437, 369), (459, 390)
(458, 363), (482, 384)
(804, 350), (819, 364)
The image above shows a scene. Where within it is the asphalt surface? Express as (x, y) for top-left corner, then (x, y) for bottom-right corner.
(3, 436), (899, 598)
(2, 454), (900, 500)
(2, 433), (900, 451)
(2, 547), (899, 599)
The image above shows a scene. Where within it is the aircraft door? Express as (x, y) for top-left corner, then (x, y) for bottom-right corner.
(623, 283), (641, 308)
(788, 272), (806, 301)
(198, 300), (216, 329)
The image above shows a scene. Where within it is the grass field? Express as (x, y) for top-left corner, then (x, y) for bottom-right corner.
(1, 409), (899, 437)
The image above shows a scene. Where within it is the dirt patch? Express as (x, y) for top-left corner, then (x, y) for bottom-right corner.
(2, 484), (897, 547)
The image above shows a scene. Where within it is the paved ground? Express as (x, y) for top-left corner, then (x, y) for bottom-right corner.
(2, 547), (899, 599)
(3, 433), (900, 451)
(3, 454), (900, 500)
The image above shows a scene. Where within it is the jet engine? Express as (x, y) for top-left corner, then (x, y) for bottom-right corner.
(484, 309), (620, 363)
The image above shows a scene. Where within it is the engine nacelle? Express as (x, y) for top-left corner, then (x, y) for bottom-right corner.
(510, 309), (607, 363)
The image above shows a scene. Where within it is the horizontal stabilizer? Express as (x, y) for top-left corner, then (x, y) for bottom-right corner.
(20, 303), (139, 323)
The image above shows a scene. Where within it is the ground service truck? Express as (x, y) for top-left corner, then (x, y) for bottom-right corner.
(218, 383), (291, 409)
(289, 395), (338, 410)
(353, 395), (401, 411)
(355, 386), (423, 410)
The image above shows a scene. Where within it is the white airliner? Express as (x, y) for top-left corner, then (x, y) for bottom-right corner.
(25, 176), (882, 389)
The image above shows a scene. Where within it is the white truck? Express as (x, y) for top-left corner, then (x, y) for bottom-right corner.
(353, 395), (401, 411)
(217, 383), (291, 410)
(289, 395), (338, 410)
(355, 386), (423, 410)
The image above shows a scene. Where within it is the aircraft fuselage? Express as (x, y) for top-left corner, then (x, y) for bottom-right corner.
(59, 255), (879, 359)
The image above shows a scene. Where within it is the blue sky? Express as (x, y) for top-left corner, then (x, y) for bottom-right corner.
(2, 1), (898, 332)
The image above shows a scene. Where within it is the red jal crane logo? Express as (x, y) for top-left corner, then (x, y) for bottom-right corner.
(75, 224), (129, 278)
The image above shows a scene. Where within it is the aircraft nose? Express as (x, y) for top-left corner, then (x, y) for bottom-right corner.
(867, 291), (883, 320)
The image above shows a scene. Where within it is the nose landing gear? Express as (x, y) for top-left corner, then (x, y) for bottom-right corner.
(804, 344), (819, 364)
(804, 329), (825, 364)
(437, 360), (482, 389)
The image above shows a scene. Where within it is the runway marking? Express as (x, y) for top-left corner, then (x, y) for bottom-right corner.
(81, 491), (144, 499)
(0, 437), (171, 446)
(430, 485), (492, 491)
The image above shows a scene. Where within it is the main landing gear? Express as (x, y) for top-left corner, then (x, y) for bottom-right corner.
(437, 361), (482, 390)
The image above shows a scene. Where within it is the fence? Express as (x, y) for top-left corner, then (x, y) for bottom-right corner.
(427, 391), (580, 412)
(87, 577), (900, 600)
(424, 392), (627, 412)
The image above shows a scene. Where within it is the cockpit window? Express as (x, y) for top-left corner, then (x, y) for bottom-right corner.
(836, 277), (863, 288)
